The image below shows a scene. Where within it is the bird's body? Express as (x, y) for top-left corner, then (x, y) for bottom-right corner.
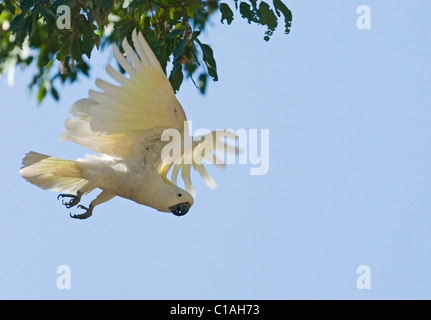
(20, 30), (235, 219)
(76, 128), (174, 207)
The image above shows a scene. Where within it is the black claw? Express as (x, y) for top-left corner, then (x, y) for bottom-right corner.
(58, 193), (81, 209)
(70, 205), (93, 220)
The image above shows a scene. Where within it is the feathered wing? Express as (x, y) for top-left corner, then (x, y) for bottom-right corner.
(60, 29), (235, 197)
(59, 98), (133, 157)
(60, 30), (188, 158)
(159, 130), (239, 197)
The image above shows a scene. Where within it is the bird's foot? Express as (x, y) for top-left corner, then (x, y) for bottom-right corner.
(58, 193), (82, 209)
(70, 205), (93, 220)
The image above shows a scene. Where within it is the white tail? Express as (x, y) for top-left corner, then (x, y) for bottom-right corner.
(20, 151), (88, 194)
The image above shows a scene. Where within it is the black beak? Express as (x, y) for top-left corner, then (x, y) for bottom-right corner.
(169, 202), (191, 216)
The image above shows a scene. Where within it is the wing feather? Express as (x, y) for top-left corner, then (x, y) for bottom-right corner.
(160, 130), (240, 197)
(60, 30), (187, 158)
(106, 65), (129, 86)
(60, 29), (234, 197)
(112, 45), (136, 76)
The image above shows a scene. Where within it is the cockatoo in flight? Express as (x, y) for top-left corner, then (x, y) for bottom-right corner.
(20, 29), (235, 219)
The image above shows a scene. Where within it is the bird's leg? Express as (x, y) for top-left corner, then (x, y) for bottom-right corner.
(70, 191), (116, 220)
(58, 191), (82, 208)
(70, 204), (94, 220)
(59, 182), (97, 210)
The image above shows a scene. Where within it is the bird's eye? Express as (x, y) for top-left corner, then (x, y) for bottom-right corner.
(178, 194), (182, 197)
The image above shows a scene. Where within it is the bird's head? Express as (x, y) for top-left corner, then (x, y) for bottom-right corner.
(164, 184), (194, 216)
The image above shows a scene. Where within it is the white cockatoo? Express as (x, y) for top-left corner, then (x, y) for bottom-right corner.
(20, 29), (236, 219)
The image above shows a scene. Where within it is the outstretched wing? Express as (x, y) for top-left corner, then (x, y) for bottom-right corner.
(159, 130), (239, 197)
(60, 30), (188, 158)
(61, 29), (235, 196)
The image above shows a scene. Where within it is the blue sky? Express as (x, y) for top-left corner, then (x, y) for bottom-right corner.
(1, 1), (430, 299)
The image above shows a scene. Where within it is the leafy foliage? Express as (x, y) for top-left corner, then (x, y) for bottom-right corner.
(0, 0), (292, 103)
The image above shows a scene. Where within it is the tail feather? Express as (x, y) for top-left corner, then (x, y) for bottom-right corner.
(20, 151), (88, 195)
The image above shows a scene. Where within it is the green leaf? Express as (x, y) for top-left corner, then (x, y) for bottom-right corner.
(239, 2), (258, 24)
(71, 38), (82, 62)
(198, 43), (218, 81)
(57, 37), (72, 61)
(38, 45), (50, 68)
(77, 61), (90, 76)
(115, 15), (132, 27)
(10, 13), (26, 32)
(239, 2), (251, 21)
(23, 56), (34, 67)
(220, 3), (234, 25)
(156, 43), (171, 73)
(82, 22), (96, 58)
(166, 28), (185, 40)
(198, 73), (207, 94)
(258, 2), (277, 41)
(273, 0), (292, 33)
(169, 62), (183, 93)
(21, 0), (37, 11)
(259, 2), (277, 30)
(169, 8), (176, 20)
(51, 87), (60, 101)
(189, 1), (205, 11)
(184, 62), (198, 75)
(4, 1), (16, 13)
(173, 37), (188, 63)
(82, 35), (94, 59)
(94, 34), (101, 49)
(36, 4), (57, 20)
(186, 6), (195, 18)
(14, 16), (31, 48)
(37, 83), (47, 104)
